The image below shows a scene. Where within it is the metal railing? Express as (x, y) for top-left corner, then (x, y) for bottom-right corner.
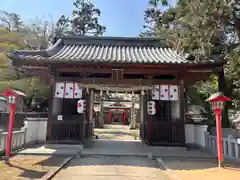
(205, 131), (240, 160)
(0, 112), (48, 131)
(0, 127), (26, 151)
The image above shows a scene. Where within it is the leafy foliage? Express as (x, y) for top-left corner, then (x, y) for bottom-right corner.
(143, 0), (240, 126)
(55, 0), (106, 36)
(0, 16), (51, 109)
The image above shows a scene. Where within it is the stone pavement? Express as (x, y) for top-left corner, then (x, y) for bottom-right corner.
(83, 139), (215, 159)
(53, 155), (170, 180)
(16, 125), (219, 179)
(94, 125), (139, 140)
(17, 125), (215, 159)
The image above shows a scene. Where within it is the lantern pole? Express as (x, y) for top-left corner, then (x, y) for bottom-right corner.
(206, 92), (231, 167)
(5, 104), (16, 163)
(215, 109), (223, 167)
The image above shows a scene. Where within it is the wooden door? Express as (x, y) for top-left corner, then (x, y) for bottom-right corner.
(46, 88), (88, 144)
(146, 90), (185, 146)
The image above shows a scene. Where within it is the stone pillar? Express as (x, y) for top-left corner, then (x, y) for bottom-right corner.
(130, 97), (136, 129)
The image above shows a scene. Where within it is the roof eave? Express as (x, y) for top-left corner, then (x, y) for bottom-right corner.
(8, 55), (226, 68)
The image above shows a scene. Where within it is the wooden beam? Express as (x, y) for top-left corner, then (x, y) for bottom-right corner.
(55, 77), (180, 87)
(55, 67), (180, 75)
(187, 67), (222, 73)
(19, 61), (224, 74)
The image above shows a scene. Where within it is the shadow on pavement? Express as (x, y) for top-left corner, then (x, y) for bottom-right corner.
(0, 155), (66, 180)
(7, 163), (47, 179)
(34, 155), (69, 166)
(71, 155), (157, 167)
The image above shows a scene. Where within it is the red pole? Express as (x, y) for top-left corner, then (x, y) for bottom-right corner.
(121, 112), (123, 123)
(123, 112), (126, 124)
(5, 106), (15, 162)
(108, 112), (111, 123)
(215, 110), (223, 167)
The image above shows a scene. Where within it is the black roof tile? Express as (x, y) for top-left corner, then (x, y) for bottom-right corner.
(5, 36), (220, 65)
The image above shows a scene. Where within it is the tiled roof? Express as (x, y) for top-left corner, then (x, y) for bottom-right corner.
(47, 44), (188, 64)
(5, 36), (219, 65)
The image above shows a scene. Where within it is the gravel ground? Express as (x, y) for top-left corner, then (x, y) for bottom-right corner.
(161, 159), (240, 180)
(53, 156), (170, 180)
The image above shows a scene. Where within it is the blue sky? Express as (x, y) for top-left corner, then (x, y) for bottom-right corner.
(0, 0), (175, 36)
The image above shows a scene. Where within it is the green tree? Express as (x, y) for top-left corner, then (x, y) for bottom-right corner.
(143, 0), (240, 127)
(55, 0), (106, 36)
(0, 12), (53, 110)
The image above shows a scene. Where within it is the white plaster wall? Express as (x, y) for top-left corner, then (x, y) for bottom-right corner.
(171, 100), (180, 118)
(195, 125), (208, 147)
(185, 124), (195, 144)
(24, 119), (47, 144)
(185, 124), (208, 147)
(23, 118), (209, 147)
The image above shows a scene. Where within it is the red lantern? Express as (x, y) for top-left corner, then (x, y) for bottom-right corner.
(0, 88), (26, 162)
(206, 92), (231, 113)
(206, 92), (231, 167)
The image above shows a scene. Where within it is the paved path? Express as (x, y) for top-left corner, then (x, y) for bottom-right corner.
(53, 156), (170, 180)
(18, 125), (215, 159)
(83, 139), (214, 159)
(94, 125), (139, 140)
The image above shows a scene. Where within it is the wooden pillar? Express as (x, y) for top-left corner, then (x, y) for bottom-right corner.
(218, 68), (229, 127)
(140, 92), (145, 139)
(46, 75), (55, 142)
(108, 112), (111, 123)
(89, 89), (94, 122)
(179, 79), (186, 146)
(88, 89), (94, 136)
(147, 89), (153, 142)
(123, 112), (126, 124)
(185, 87), (189, 123)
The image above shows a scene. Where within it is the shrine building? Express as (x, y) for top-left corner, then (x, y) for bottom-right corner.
(6, 36), (226, 146)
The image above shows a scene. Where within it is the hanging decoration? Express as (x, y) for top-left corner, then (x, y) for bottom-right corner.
(151, 84), (179, 101)
(54, 82), (83, 99)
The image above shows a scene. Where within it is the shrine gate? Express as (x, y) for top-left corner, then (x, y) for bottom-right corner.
(6, 36), (226, 146)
